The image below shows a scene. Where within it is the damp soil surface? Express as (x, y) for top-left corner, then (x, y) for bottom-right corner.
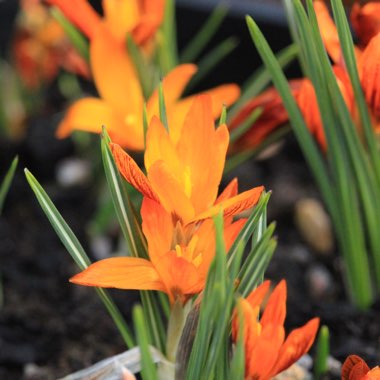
(1, 122), (379, 380)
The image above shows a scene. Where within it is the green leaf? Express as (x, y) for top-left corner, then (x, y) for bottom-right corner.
(158, 83), (169, 132)
(229, 107), (263, 144)
(133, 305), (159, 380)
(50, 8), (89, 61)
(0, 156), (18, 215)
(24, 169), (134, 348)
(180, 5), (229, 63)
(101, 129), (148, 259)
(314, 325), (330, 380)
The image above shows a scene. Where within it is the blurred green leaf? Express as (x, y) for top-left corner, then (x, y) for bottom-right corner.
(0, 156), (18, 215)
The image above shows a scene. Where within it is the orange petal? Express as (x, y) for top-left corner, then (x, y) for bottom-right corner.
(90, 26), (144, 123)
(351, 3), (380, 47)
(144, 116), (182, 177)
(153, 251), (204, 303)
(314, 0), (341, 63)
(56, 97), (120, 137)
(70, 257), (166, 292)
(193, 185), (264, 222)
(146, 64), (197, 133)
(232, 298), (261, 350)
(247, 324), (285, 380)
(102, 0), (140, 41)
(271, 317), (320, 375)
(260, 280), (287, 327)
(177, 95), (229, 214)
(246, 280), (271, 310)
(46, 0), (101, 39)
(359, 33), (380, 120)
(132, 0), (165, 45)
(148, 160), (195, 223)
(111, 143), (160, 201)
(141, 197), (173, 262)
(342, 355), (370, 380)
(216, 178), (238, 203)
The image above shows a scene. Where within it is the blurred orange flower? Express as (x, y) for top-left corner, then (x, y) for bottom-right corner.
(232, 280), (320, 380)
(46, 0), (165, 46)
(111, 95), (263, 224)
(70, 197), (246, 304)
(13, 0), (89, 89)
(342, 355), (380, 380)
(56, 27), (239, 150)
(230, 1), (380, 152)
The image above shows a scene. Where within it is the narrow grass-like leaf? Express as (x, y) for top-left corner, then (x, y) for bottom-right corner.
(229, 43), (298, 118)
(126, 35), (154, 99)
(314, 325), (329, 380)
(228, 301), (245, 380)
(330, 0), (380, 186)
(180, 5), (228, 63)
(157, 0), (178, 74)
(185, 37), (238, 92)
(158, 83), (169, 132)
(237, 223), (276, 297)
(24, 169), (134, 348)
(51, 8), (89, 61)
(227, 191), (271, 266)
(219, 105), (227, 126)
(0, 156), (18, 215)
(133, 305), (159, 380)
(245, 16), (334, 213)
(101, 129), (147, 259)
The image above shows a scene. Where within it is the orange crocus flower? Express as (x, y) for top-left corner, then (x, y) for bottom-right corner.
(13, 0), (89, 89)
(111, 94), (264, 224)
(232, 280), (320, 380)
(56, 26), (239, 150)
(342, 355), (380, 380)
(45, 0), (165, 46)
(70, 197), (246, 304)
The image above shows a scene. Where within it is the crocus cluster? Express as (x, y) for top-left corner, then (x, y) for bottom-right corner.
(230, 0), (380, 152)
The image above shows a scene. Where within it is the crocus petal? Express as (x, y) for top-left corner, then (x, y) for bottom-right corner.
(247, 324), (285, 380)
(359, 33), (380, 120)
(132, 0), (165, 45)
(216, 178), (238, 203)
(177, 95), (229, 214)
(141, 197), (173, 261)
(148, 160), (195, 223)
(260, 280), (287, 327)
(271, 317), (320, 375)
(56, 97), (136, 144)
(146, 64), (197, 129)
(90, 26), (144, 124)
(111, 143), (160, 201)
(70, 257), (166, 292)
(153, 251), (204, 303)
(246, 280), (271, 310)
(193, 186), (264, 222)
(342, 355), (370, 380)
(144, 116), (182, 179)
(46, 0), (101, 39)
(351, 3), (380, 47)
(314, 0), (341, 63)
(102, 0), (140, 41)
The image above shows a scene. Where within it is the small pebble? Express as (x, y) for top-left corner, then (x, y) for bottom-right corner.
(294, 198), (334, 255)
(56, 158), (91, 187)
(306, 264), (334, 300)
(272, 362), (311, 380)
(23, 363), (51, 380)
